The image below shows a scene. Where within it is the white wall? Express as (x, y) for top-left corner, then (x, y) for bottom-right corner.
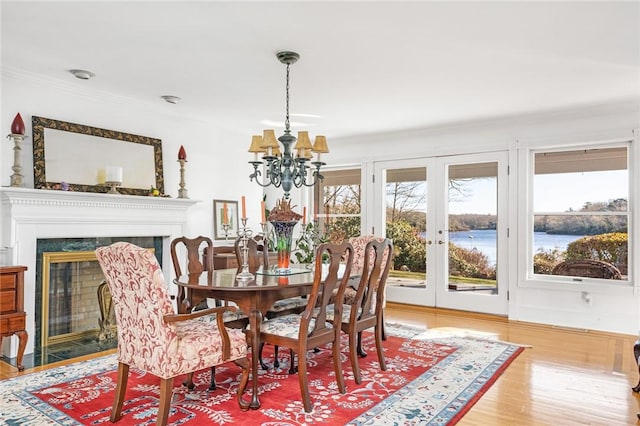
(326, 99), (640, 336)
(1, 71), (266, 242)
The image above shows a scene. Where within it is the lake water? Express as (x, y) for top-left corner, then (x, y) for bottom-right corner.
(447, 230), (584, 265)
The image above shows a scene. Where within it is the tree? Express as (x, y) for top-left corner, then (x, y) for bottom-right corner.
(387, 182), (426, 222)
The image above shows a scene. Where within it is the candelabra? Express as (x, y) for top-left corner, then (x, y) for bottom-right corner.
(177, 158), (188, 199)
(7, 133), (26, 187)
(236, 218), (254, 281)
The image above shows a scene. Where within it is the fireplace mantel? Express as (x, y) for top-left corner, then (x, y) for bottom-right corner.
(1, 187), (197, 211)
(0, 187), (199, 357)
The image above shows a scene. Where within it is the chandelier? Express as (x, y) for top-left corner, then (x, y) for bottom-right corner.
(248, 51), (328, 199)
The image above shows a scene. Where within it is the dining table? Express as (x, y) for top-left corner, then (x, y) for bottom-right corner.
(174, 265), (316, 409)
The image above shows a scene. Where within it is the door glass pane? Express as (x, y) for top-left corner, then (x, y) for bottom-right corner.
(385, 167), (427, 288)
(532, 147), (629, 281)
(447, 162), (498, 294)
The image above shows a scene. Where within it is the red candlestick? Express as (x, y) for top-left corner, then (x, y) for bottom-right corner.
(241, 196), (247, 219)
(261, 201), (266, 223)
(11, 113), (25, 135)
(178, 145), (187, 160)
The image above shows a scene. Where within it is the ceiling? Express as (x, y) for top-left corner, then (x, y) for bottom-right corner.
(2, 1), (639, 140)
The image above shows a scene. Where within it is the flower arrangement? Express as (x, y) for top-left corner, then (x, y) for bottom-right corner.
(267, 197), (302, 222)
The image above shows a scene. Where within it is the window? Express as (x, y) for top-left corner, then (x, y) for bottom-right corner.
(531, 146), (629, 282)
(315, 168), (361, 241)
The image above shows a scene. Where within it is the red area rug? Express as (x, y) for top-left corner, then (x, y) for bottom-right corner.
(0, 325), (524, 425)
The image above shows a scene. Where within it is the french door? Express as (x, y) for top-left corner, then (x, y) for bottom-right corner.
(373, 151), (509, 315)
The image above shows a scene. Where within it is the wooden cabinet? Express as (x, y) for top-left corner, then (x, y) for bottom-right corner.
(212, 251), (279, 270)
(0, 266), (28, 371)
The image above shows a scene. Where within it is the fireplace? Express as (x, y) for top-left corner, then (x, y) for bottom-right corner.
(0, 187), (198, 365)
(35, 237), (162, 352)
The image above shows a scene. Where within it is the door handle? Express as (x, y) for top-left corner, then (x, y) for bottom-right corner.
(438, 240), (445, 245)
(426, 240), (433, 245)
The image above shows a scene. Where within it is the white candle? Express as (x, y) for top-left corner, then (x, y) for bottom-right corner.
(106, 166), (122, 183)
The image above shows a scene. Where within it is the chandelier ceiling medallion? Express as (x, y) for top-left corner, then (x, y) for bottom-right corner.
(248, 51), (328, 199)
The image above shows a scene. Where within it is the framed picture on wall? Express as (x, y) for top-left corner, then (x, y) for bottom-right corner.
(213, 199), (238, 240)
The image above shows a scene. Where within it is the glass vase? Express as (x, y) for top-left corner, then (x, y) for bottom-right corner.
(270, 220), (298, 274)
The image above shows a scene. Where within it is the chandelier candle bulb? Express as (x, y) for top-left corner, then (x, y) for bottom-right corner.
(106, 166), (122, 183)
(312, 135), (329, 163)
(248, 135), (265, 161)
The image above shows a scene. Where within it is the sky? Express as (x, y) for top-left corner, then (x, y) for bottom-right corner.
(446, 170), (628, 215)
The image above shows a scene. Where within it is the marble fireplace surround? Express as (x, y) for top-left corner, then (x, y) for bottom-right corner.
(0, 187), (199, 357)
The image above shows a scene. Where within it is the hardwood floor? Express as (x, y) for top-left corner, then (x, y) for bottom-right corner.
(385, 304), (640, 426)
(1, 303), (639, 425)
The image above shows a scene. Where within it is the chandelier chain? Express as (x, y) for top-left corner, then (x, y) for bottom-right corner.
(285, 63), (291, 131)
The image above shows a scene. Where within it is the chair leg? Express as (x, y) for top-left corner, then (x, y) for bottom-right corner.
(274, 345), (280, 368)
(375, 322), (387, 371)
(288, 348), (296, 374)
(234, 357), (251, 411)
(332, 338), (346, 394)
(296, 349), (313, 413)
(259, 343), (281, 370)
(209, 366), (216, 390)
(381, 310), (387, 341)
(356, 330), (368, 357)
(111, 362), (129, 422)
(349, 330), (362, 384)
(183, 372), (195, 390)
(157, 377), (173, 426)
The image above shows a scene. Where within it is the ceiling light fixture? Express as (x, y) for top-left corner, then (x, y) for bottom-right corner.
(69, 69), (95, 80)
(161, 95), (181, 104)
(248, 51), (328, 199)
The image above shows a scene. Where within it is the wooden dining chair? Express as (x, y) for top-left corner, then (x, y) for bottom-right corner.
(234, 235), (307, 371)
(347, 235), (390, 340)
(95, 242), (250, 425)
(170, 236), (246, 391)
(170, 236), (213, 313)
(327, 238), (393, 384)
(259, 241), (354, 413)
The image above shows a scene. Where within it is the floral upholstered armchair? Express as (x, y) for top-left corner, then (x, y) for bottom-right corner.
(95, 242), (250, 425)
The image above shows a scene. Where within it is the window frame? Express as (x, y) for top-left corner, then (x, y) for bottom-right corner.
(525, 140), (633, 287)
(314, 166), (363, 238)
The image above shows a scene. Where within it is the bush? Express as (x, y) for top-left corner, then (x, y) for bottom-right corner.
(449, 243), (496, 279)
(565, 232), (628, 272)
(386, 220), (426, 272)
(533, 248), (565, 275)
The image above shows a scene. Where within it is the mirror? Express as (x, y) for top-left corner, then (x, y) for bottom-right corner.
(32, 116), (164, 196)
